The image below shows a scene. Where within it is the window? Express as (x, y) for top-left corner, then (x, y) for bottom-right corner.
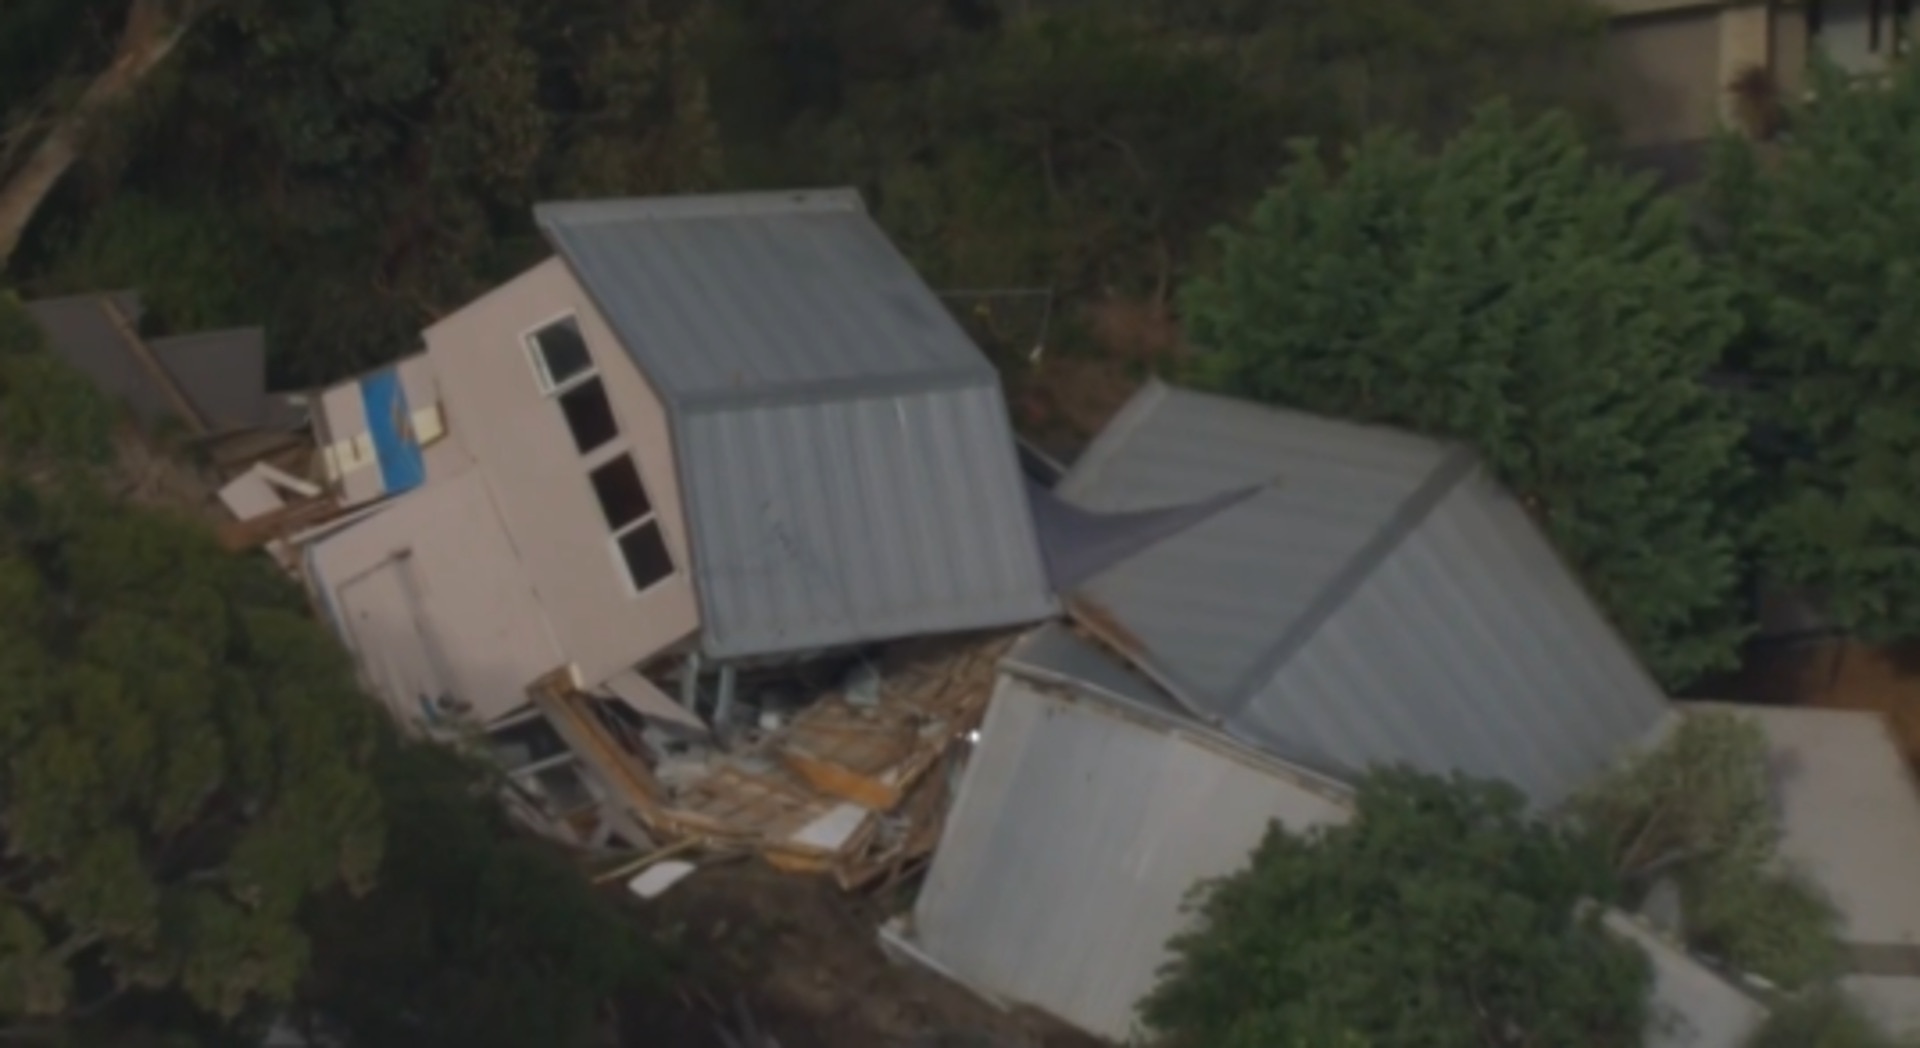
(588, 456), (673, 591)
(528, 316), (593, 392)
(558, 378), (619, 454)
(488, 715), (571, 772)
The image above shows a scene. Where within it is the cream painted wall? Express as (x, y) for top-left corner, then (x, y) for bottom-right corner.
(309, 470), (565, 725)
(1605, 10), (1727, 146)
(423, 257), (699, 685)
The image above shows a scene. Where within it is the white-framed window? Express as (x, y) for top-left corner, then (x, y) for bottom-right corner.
(526, 315), (620, 456)
(588, 454), (674, 593)
(527, 315), (593, 391)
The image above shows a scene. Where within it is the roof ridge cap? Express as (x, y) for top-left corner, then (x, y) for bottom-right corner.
(1217, 446), (1478, 713)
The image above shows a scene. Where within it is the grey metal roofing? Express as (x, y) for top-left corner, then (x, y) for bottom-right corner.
(150, 328), (280, 432)
(1057, 380), (1671, 805)
(1001, 622), (1188, 723)
(911, 665), (1352, 1040)
(536, 189), (1056, 658)
(1025, 478), (1258, 593)
(27, 293), (292, 434)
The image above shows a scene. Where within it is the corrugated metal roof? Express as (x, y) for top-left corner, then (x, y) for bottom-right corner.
(911, 667), (1351, 1041)
(536, 190), (985, 402)
(678, 385), (1052, 657)
(537, 189), (1055, 659)
(1059, 380), (1670, 804)
(1057, 380), (1448, 711)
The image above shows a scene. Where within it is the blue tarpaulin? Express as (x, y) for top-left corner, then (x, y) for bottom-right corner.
(361, 369), (425, 495)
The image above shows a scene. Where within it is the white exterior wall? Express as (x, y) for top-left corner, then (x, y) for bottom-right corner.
(910, 674), (1351, 1041)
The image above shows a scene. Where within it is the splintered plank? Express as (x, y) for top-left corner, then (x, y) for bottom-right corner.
(775, 635), (1006, 809)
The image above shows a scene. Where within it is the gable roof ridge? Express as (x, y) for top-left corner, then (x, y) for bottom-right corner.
(534, 188), (864, 229)
(1217, 444), (1481, 716)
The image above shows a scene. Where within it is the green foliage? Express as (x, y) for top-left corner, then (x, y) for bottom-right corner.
(0, 478), (384, 1027)
(1572, 711), (1839, 988)
(1186, 104), (1751, 687)
(1709, 59), (1920, 642)
(22, 0), (720, 384)
(0, 290), (115, 466)
(297, 743), (661, 1048)
(1130, 0), (1612, 142)
(1140, 769), (1649, 1048)
(1749, 989), (1920, 1048)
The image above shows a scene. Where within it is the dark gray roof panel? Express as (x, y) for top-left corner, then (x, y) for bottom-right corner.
(150, 328), (271, 432)
(24, 292), (169, 425)
(537, 190), (989, 404)
(1057, 381), (1448, 708)
(1027, 477), (1258, 594)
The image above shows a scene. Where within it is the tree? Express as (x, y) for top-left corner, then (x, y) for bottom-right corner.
(0, 293), (385, 1033)
(0, 291), (116, 468)
(1140, 769), (1650, 1048)
(1127, 0), (1613, 145)
(19, 0), (720, 383)
(0, 0), (218, 265)
(1572, 710), (1839, 989)
(294, 743), (663, 1048)
(1709, 60), (1920, 642)
(1185, 104), (1752, 687)
(0, 482), (386, 1030)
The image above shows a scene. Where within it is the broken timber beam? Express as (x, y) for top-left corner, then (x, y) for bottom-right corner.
(216, 495), (343, 552)
(98, 296), (209, 438)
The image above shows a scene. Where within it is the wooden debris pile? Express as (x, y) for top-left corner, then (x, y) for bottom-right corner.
(540, 634), (1011, 891)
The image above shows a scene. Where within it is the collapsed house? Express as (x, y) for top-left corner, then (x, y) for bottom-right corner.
(213, 189), (1224, 884)
(145, 187), (1917, 1042)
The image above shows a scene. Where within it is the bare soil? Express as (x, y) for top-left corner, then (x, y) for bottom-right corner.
(1007, 298), (1188, 456)
(1715, 638), (1920, 762)
(619, 861), (1104, 1048)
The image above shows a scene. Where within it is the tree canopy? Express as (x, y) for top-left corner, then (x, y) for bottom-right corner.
(1, 0), (1615, 389)
(1184, 104), (1751, 687)
(0, 310), (385, 1031)
(1571, 710), (1839, 989)
(294, 743), (662, 1048)
(1140, 769), (1650, 1048)
(1709, 59), (1920, 642)
(0, 288), (668, 1047)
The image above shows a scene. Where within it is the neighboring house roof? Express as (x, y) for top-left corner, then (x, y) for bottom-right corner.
(1604, 911), (1771, 1048)
(1056, 381), (1671, 804)
(906, 627), (1751, 1043)
(1698, 703), (1920, 1034)
(25, 292), (298, 433)
(909, 626), (1353, 1041)
(536, 189), (1056, 660)
(1025, 478), (1258, 594)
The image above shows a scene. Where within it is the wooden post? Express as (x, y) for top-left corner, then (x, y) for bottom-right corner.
(98, 295), (208, 437)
